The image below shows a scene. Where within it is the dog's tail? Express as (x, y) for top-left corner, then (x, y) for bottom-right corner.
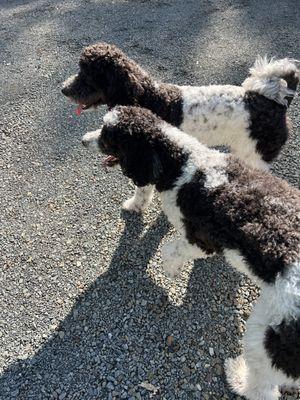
(242, 56), (299, 106)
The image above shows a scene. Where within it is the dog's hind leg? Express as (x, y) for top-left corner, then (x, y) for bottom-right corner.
(225, 296), (281, 400)
(225, 354), (280, 400)
(280, 383), (300, 394)
(161, 238), (209, 278)
(122, 185), (154, 213)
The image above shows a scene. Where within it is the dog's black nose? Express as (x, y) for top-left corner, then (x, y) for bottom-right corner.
(61, 87), (68, 96)
(82, 138), (88, 147)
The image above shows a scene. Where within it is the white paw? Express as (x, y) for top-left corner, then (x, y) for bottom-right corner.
(225, 356), (280, 400)
(161, 242), (182, 279)
(81, 129), (101, 151)
(225, 355), (247, 396)
(122, 197), (145, 213)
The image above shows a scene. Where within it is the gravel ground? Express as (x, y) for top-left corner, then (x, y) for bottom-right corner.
(0, 0), (299, 399)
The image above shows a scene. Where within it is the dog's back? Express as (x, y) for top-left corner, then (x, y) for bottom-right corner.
(177, 152), (300, 387)
(177, 155), (300, 284)
(62, 44), (299, 170)
(180, 56), (299, 168)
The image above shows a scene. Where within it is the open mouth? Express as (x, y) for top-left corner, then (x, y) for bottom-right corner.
(75, 103), (94, 115)
(75, 95), (105, 114)
(76, 101), (106, 115)
(101, 155), (119, 168)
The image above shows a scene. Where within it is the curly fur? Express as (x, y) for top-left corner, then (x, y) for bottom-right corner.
(243, 92), (290, 162)
(242, 56), (300, 106)
(63, 42), (299, 214)
(81, 106), (300, 399)
(62, 43), (299, 167)
(177, 160), (299, 283)
(97, 107), (188, 190)
(265, 318), (300, 379)
(62, 43), (183, 122)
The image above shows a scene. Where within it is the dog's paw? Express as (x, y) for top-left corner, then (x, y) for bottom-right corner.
(225, 356), (280, 400)
(225, 355), (247, 396)
(161, 242), (182, 279)
(81, 130), (101, 151)
(122, 197), (145, 213)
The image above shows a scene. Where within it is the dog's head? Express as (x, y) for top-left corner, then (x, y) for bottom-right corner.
(82, 107), (170, 187)
(62, 43), (149, 111)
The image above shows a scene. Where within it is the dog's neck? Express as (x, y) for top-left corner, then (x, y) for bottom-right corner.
(139, 82), (184, 127)
(152, 141), (189, 193)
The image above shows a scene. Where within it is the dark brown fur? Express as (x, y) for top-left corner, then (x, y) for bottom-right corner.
(264, 318), (300, 379)
(244, 92), (290, 162)
(178, 157), (300, 283)
(62, 43), (183, 125)
(98, 107), (187, 190)
(283, 71), (300, 105)
(97, 106), (300, 283)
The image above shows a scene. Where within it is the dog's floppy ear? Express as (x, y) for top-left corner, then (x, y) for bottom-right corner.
(126, 72), (145, 101)
(118, 140), (163, 187)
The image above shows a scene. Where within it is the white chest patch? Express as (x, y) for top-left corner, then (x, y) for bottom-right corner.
(160, 161), (198, 231)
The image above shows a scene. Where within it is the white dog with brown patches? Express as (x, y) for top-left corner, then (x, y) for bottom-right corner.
(82, 106), (300, 400)
(62, 44), (299, 214)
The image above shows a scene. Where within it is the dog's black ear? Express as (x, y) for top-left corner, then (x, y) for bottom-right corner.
(118, 141), (163, 187)
(126, 72), (145, 102)
(100, 125), (121, 150)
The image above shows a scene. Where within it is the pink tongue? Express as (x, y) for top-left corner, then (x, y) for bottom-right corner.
(75, 106), (83, 116)
(101, 156), (118, 168)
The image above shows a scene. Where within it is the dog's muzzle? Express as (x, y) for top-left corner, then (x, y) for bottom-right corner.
(81, 130), (101, 150)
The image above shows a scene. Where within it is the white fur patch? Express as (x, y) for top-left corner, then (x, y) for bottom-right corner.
(179, 85), (267, 170)
(103, 109), (120, 126)
(274, 260), (300, 320)
(204, 164), (228, 189)
(161, 237), (208, 279)
(160, 122), (229, 189)
(62, 74), (77, 90)
(122, 185), (154, 213)
(81, 129), (101, 151)
(159, 160), (197, 233)
(242, 56), (299, 106)
(225, 355), (248, 396)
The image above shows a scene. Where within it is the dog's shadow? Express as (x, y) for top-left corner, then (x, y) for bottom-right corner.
(0, 212), (243, 399)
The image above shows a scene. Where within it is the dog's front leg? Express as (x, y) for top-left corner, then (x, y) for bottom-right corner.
(122, 185), (154, 213)
(161, 238), (208, 279)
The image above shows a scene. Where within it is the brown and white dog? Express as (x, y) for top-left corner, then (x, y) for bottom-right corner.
(62, 43), (299, 212)
(82, 106), (300, 400)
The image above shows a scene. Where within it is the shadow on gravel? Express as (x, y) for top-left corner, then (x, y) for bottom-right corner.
(0, 0), (215, 164)
(0, 211), (242, 399)
(1, 0), (299, 399)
